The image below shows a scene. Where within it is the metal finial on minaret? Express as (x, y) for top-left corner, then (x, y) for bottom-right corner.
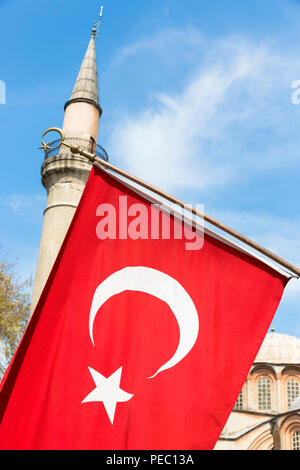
(91, 22), (97, 38)
(96, 5), (103, 39)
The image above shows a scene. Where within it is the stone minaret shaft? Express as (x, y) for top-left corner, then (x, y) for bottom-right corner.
(31, 26), (102, 313)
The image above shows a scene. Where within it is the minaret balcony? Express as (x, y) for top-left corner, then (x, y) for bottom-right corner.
(44, 137), (109, 162)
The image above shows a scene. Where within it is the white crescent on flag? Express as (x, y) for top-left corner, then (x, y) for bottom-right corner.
(89, 266), (199, 378)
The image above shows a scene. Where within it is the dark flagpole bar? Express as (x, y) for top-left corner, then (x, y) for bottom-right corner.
(40, 127), (300, 278)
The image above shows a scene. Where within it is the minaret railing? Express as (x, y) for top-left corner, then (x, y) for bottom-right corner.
(44, 137), (108, 162)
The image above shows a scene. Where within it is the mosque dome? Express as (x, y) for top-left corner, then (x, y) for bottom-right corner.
(254, 331), (300, 365)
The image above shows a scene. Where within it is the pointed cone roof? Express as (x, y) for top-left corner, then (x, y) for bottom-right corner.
(64, 25), (102, 114)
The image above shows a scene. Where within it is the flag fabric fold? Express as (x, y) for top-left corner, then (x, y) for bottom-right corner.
(0, 165), (290, 450)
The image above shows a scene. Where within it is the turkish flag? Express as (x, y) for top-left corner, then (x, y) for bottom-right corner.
(0, 165), (290, 450)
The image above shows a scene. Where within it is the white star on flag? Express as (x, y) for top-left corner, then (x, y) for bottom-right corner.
(81, 366), (133, 424)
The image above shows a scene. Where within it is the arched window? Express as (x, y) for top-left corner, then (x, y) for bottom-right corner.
(287, 378), (300, 408)
(257, 376), (271, 410)
(292, 431), (300, 450)
(233, 390), (243, 410)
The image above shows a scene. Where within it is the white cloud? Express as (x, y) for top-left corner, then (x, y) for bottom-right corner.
(112, 26), (204, 67)
(0, 194), (45, 222)
(109, 29), (300, 193)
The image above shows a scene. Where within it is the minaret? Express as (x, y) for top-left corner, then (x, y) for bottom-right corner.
(31, 24), (106, 313)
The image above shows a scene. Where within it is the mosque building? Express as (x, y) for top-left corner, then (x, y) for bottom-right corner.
(215, 330), (300, 450)
(31, 24), (300, 451)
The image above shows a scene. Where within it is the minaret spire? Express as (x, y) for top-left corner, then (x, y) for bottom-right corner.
(31, 14), (105, 314)
(64, 22), (102, 116)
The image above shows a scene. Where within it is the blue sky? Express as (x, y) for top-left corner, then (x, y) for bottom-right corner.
(0, 0), (300, 336)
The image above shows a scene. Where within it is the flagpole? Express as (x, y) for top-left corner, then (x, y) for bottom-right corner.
(40, 127), (300, 278)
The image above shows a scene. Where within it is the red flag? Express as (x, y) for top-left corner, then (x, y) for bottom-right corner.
(0, 165), (290, 450)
